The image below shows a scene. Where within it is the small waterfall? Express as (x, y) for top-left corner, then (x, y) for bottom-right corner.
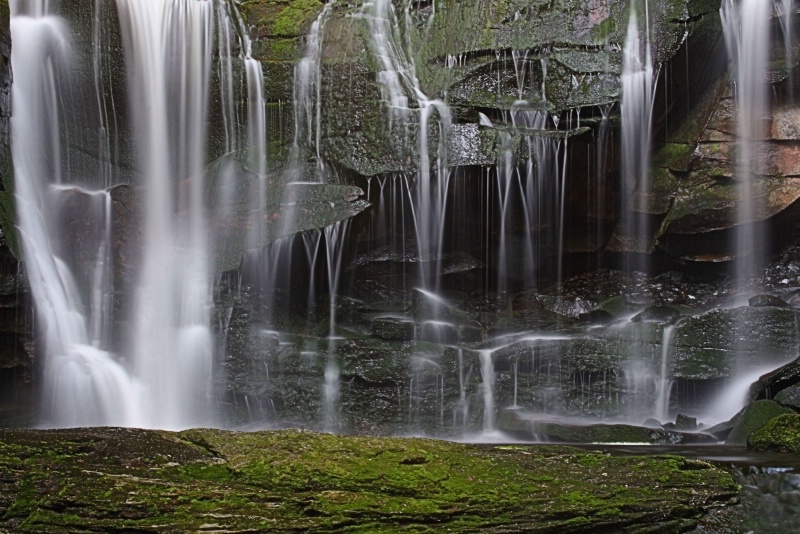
(10, 0), (142, 427)
(778, 0), (796, 102)
(322, 221), (351, 432)
(289, 3), (333, 181)
(453, 348), (470, 432)
(620, 2), (656, 266)
(116, 0), (216, 430)
(721, 0), (770, 287)
(478, 349), (495, 432)
(365, 0), (452, 291)
(654, 324), (676, 422)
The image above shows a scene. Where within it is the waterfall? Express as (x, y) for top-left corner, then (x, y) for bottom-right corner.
(654, 324), (675, 422)
(115, 0), (216, 429)
(10, 0), (143, 427)
(322, 221), (351, 432)
(778, 0), (796, 102)
(12, 0), (266, 429)
(620, 2), (655, 267)
(289, 3), (333, 182)
(365, 0), (452, 291)
(478, 350), (496, 432)
(721, 0), (770, 287)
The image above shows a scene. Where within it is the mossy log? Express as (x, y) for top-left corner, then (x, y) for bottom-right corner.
(0, 427), (739, 532)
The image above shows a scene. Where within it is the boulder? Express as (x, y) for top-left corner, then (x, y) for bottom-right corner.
(775, 384), (800, 411)
(672, 307), (800, 380)
(726, 400), (796, 445)
(748, 414), (800, 453)
(675, 413), (698, 431)
(749, 356), (800, 401)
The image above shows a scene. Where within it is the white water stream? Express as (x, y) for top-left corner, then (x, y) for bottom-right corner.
(11, 0), (266, 429)
(721, 0), (770, 287)
(620, 2), (655, 262)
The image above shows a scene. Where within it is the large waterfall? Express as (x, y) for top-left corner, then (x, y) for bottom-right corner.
(6, 0), (800, 442)
(10, 0), (265, 429)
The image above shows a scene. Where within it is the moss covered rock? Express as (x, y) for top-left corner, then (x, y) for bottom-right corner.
(748, 413), (800, 453)
(726, 400), (797, 445)
(0, 427), (739, 532)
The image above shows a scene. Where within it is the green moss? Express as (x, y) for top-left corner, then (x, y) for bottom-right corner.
(727, 400), (796, 445)
(591, 15), (617, 41)
(272, 0), (323, 37)
(0, 427), (739, 532)
(748, 413), (800, 452)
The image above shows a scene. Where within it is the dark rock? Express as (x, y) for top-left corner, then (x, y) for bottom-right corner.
(749, 294), (791, 308)
(417, 321), (459, 345)
(749, 356), (800, 401)
(775, 384), (800, 411)
(675, 413), (698, 431)
(748, 414), (800, 453)
(631, 305), (681, 323)
(579, 309), (615, 325)
(673, 307), (800, 380)
(371, 317), (414, 341)
(726, 400), (796, 445)
(538, 295), (596, 319)
(458, 324), (483, 343)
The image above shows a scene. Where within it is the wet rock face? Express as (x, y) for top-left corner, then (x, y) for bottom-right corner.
(0, 0), (34, 426)
(246, 0), (731, 264)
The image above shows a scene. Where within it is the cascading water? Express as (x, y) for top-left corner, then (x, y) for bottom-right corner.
(10, 0), (142, 427)
(12, 0), (267, 429)
(721, 0), (770, 287)
(778, 0), (796, 102)
(116, 0), (216, 430)
(620, 2), (655, 266)
(365, 0), (452, 291)
(288, 2), (332, 182)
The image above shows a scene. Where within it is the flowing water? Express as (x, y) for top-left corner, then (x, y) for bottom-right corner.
(721, 0), (770, 287)
(9, 0), (799, 439)
(365, 0), (452, 291)
(11, 0), (266, 429)
(620, 2), (655, 265)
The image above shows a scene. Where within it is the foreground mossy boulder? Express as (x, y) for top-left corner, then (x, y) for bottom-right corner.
(748, 414), (800, 453)
(0, 427), (739, 532)
(726, 400), (797, 445)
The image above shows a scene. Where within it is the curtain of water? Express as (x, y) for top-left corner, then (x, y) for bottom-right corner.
(365, 0), (452, 291)
(778, 0), (796, 102)
(478, 350), (496, 432)
(289, 3), (332, 182)
(721, 0), (770, 287)
(654, 324), (676, 422)
(620, 3), (655, 266)
(116, 0), (216, 429)
(322, 220), (351, 432)
(10, 0), (142, 426)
